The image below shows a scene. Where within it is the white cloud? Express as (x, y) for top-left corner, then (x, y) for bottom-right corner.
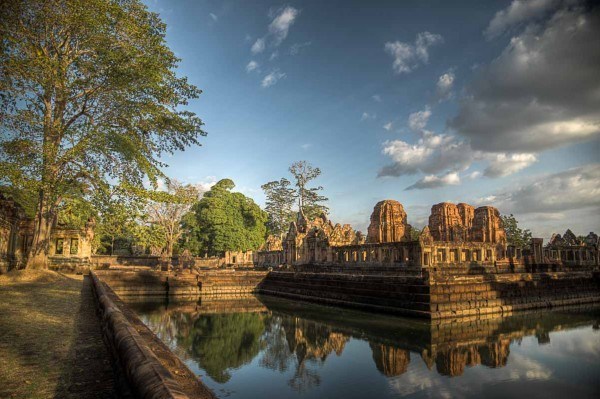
(414, 32), (443, 63)
(300, 143), (311, 150)
(209, 13), (218, 22)
(194, 177), (218, 196)
(469, 171), (482, 179)
(268, 6), (299, 45)
(361, 112), (376, 121)
(385, 31), (443, 74)
(379, 133), (538, 182)
(406, 172), (460, 190)
(379, 131), (472, 177)
(290, 41), (311, 55)
(261, 69), (286, 88)
(383, 122), (393, 131)
(436, 71), (455, 100)
(487, 163), (600, 214)
(246, 60), (259, 73)
(483, 153), (537, 177)
(269, 51), (278, 61)
(408, 106), (432, 131)
(372, 94), (382, 102)
(251, 38), (265, 54)
(452, 5), (600, 152)
(484, 0), (563, 39)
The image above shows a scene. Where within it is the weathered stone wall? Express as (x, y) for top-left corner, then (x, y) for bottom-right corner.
(90, 272), (215, 398)
(257, 268), (600, 319)
(427, 270), (600, 319)
(258, 270), (432, 318)
(91, 255), (224, 270)
(95, 269), (268, 298)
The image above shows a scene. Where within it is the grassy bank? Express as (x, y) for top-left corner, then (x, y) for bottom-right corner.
(0, 270), (118, 398)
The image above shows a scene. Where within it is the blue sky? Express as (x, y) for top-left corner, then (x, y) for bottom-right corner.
(145, 0), (600, 239)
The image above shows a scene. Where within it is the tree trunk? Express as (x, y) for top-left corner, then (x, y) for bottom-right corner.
(25, 194), (53, 269)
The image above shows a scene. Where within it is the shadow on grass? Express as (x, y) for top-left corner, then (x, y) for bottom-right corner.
(54, 275), (131, 398)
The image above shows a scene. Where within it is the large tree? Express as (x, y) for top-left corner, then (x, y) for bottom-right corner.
(261, 178), (296, 236)
(0, 0), (205, 268)
(93, 185), (143, 255)
(193, 179), (267, 256)
(501, 214), (532, 248)
(288, 161), (328, 220)
(144, 180), (199, 257)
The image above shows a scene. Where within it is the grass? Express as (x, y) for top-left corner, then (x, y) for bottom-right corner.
(0, 270), (83, 398)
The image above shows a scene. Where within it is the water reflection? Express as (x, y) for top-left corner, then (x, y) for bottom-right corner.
(126, 296), (600, 398)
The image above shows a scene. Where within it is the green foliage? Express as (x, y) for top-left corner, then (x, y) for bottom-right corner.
(193, 179), (267, 256)
(92, 185), (143, 254)
(409, 227), (421, 241)
(144, 180), (199, 256)
(289, 161), (329, 219)
(56, 197), (96, 229)
(177, 313), (266, 383)
(261, 178), (296, 236)
(0, 0), (205, 265)
(501, 214), (532, 248)
(178, 210), (203, 255)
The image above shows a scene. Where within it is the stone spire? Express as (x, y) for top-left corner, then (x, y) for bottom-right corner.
(367, 200), (410, 243)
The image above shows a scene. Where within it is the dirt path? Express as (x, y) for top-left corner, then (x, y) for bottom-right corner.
(0, 270), (126, 398)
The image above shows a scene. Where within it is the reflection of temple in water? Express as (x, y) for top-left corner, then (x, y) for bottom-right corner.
(370, 344), (410, 376)
(126, 295), (600, 385)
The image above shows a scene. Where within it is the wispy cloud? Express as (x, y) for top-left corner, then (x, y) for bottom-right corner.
(290, 41), (311, 55)
(261, 69), (286, 88)
(383, 122), (393, 131)
(372, 94), (382, 102)
(385, 31), (443, 74)
(436, 71), (455, 100)
(408, 106), (431, 131)
(251, 38), (265, 54)
(406, 172), (461, 190)
(209, 13), (218, 22)
(268, 6), (300, 45)
(484, 0), (562, 39)
(361, 112), (376, 121)
(246, 60), (259, 73)
(483, 153), (537, 177)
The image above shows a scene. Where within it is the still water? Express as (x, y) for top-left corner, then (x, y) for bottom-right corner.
(127, 296), (600, 399)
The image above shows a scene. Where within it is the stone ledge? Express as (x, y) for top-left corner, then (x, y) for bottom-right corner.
(90, 271), (215, 399)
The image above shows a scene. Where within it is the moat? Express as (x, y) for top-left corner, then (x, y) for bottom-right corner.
(127, 296), (600, 399)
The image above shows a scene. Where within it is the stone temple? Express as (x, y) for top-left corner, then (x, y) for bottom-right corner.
(256, 199), (598, 269)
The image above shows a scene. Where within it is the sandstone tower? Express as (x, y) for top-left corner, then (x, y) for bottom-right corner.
(367, 200), (411, 243)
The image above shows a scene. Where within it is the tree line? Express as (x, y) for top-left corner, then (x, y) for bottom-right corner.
(93, 160), (329, 257)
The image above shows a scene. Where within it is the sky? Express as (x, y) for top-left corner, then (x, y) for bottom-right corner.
(144, 0), (600, 239)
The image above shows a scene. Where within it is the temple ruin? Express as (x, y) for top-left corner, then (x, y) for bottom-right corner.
(0, 193), (94, 273)
(255, 199), (599, 269)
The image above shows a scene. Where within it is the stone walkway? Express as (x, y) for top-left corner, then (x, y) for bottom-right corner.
(0, 271), (128, 398)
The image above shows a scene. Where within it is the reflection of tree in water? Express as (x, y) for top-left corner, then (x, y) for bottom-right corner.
(258, 314), (349, 393)
(259, 315), (294, 372)
(175, 313), (267, 383)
